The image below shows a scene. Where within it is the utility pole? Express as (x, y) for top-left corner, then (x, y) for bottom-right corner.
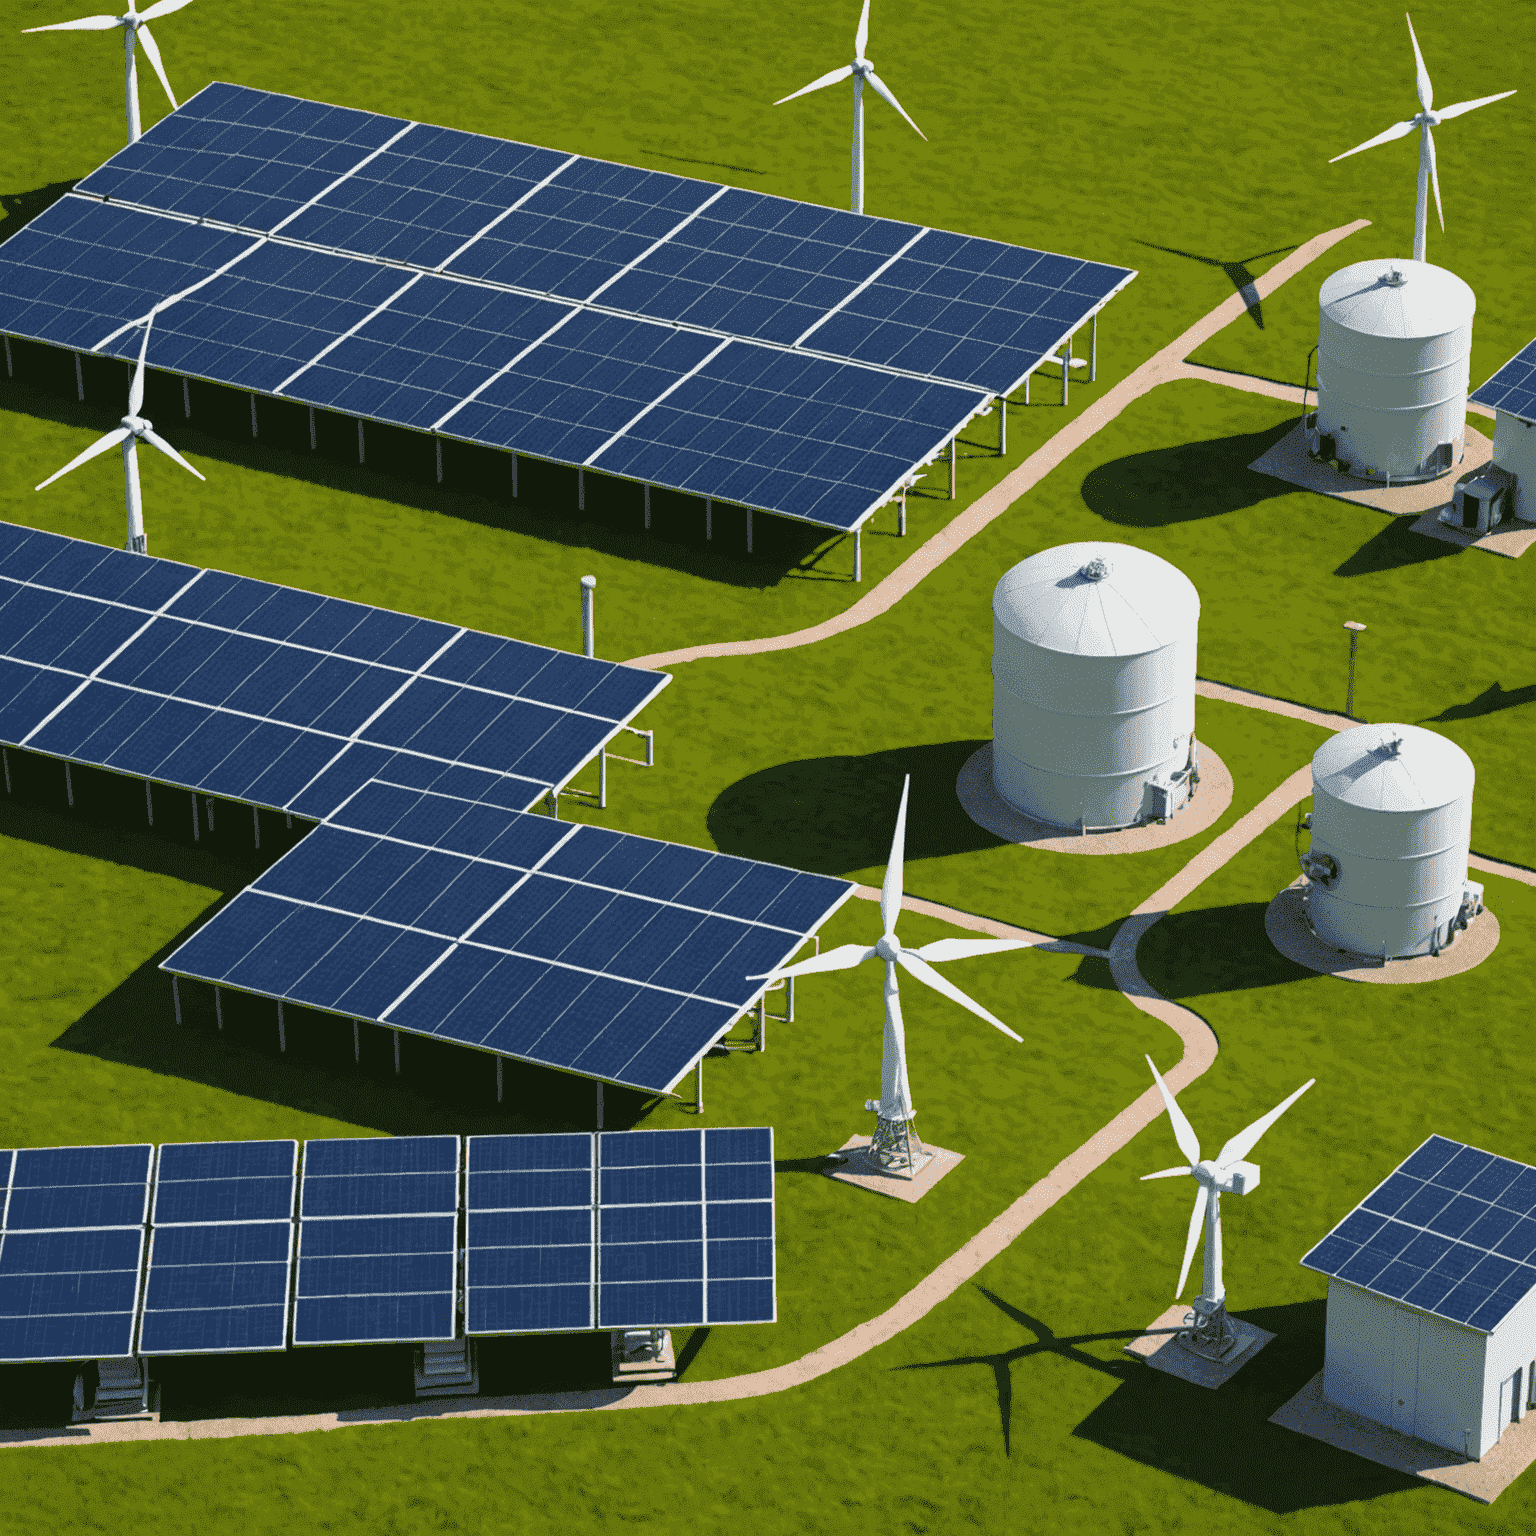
(1344, 621), (1367, 719)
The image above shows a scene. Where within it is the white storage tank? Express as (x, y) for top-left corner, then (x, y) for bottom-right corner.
(1303, 723), (1478, 959)
(991, 542), (1199, 830)
(1313, 258), (1475, 484)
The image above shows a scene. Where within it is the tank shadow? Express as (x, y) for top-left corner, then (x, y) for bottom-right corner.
(1080, 419), (1296, 528)
(1334, 516), (1462, 577)
(1133, 901), (1318, 998)
(1425, 680), (1536, 723)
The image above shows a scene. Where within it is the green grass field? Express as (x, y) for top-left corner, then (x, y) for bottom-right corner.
(2, 0), (1536, 1527)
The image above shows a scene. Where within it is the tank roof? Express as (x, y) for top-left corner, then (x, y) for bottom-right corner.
(1319, 258), (1475, 340)
(1311, 722), (1474, 812)
(993, 542), (1198, 657)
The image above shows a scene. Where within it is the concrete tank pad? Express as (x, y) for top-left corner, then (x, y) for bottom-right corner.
(1270, 1369), (1536, 1503)
(1408, 506), (1536, 559)
(1264, 880), (1500, 983)
(956, 743), (1233, 856)
(1123, 1303), (1275, 1387)
(821, 1136), (964, 1203)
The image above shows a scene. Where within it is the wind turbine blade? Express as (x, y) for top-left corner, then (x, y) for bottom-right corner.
(128, 318), (152, 415)
(773, 64), (854, 106)
(23, 13), (123, 29)
(1216, 1078), (1315, 1168)
(880, 774), (910, 938)
(1144, 1055), (1202, 1167)
(138, 0), (196, 17)
(908, 936), (1031, 964)
(896, 951), (1023, 1042)
(745, 942), (876, 981)
(1436, 89), (1517, 122)
(864, 70), (926, 140)
(141, 426), (204, 480)
(1328, 118), (1415, 163)
(35, 427), (133, 490)
(1426, 125), (1444, 232)
(853, 0), (870, 57)
(135, 21), (176, 107)
(1139, 1165), (1194, 1181)
(1176, 1188), (1205, 1297)
(1406, 13), (1433, 113)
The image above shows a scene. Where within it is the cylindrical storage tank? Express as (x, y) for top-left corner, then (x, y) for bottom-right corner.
(992, 542), (1199, 830)
(1314, 258), (1475, 484)
(1306, 722), (1475, 959)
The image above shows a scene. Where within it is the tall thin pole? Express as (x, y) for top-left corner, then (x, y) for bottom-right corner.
(853, 527), (862, 582)
(1344, 621), (1367, 719)
(124, 20), (140, 144)
(851, 73), (864, 214)
(581, 575), (596, 658)
(1414, 124), (1430, 263)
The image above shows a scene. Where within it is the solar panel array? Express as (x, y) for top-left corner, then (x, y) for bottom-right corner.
(0, 1144), (152, 1362)
(1301, 1135), (1536, 1334)
(1470, 339), (1536, 424)
(0, 519), (668, 820)
(0, 83), (1135, 532)
(0, 1131), (775, 1364)
(163, 777), (852, 1095)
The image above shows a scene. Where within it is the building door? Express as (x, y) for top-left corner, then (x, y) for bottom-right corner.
(1390, 1308), (1420, 1437)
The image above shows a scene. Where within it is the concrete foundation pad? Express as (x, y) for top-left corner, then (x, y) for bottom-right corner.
(1270, 1369), (1536, 1503)
(822, 1136), (964, 1203)
(956, 743), (1233, 856)
(1249, 421), (1491, 518)
(1408, 507), (1536, 559)
(1123, 1303), (1275, 1388)
(1264, 881), (1500, 984)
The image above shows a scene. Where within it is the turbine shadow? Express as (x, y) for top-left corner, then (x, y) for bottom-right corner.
(1424, 679), (1536, 722)
(1334, 517), (1462, 577)
(0, 180), (77, 246)
(1136, 241), (1299, 329)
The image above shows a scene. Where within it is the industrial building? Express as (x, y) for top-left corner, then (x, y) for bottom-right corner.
(1301, 1134), (1536, 1461)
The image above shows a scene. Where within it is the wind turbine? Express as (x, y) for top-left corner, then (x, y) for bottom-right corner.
(23, 0), (195, 146)
(36, 315), (204, 554)
(750, 776), (1028, 1177)
(1141, 1056), (1315, 1362)
(1328, 12), (1514, 264)
(773, 0), (926, 216)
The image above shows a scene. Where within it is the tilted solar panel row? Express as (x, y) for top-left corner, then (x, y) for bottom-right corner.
(0, 518), (668, 820)
(0, 1130), (775, 1364)
(162, 777), (854, 1096)
(1471, 337), (1536, 425)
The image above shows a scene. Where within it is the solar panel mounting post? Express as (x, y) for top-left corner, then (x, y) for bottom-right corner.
(277, 1000), (286, 1053)
(252, 806), (260, 849)
(172, 975), (181, 1024)
(643, 484), (651, 529)
(393, 1029), (401, 1073)
(581, 575), (596, 658)
(999, 397), (1007, 456)
(511, 452), (518, 499)
(182, 377), (190, 418)
(1063, 331), (1072, 407)
(249, 394), (258, 439)
(353, 1019), (360, 1063)
(435, 439), (443, 484)
(308, 407), (316, 449)
(496, 1056), (503, 1103)
(191, 790), (199, 841)
(898, 488), (907, 536)
(705, 499), (713, 540)
(854, 528), (862, 582)
(145, 779), (153, 826)
(578, 467), (585, 512)
(357, 420), (366, 464)
(74, 352), (83, 402)
(949, 439), (956, 499)
(746, 509), (753, 554)
(599, 749), (608, 810)
(65, 763), (73, 807)
(695, 1057), (704, 1115)
(3, 747), (10, 795)
(3, 335), (11, 377)
(215, 985), (222, 1030)
(1090, 313), (1098, 382)
(596, 1081), (604, 1129)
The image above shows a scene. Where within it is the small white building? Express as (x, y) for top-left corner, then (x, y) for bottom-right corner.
(1467, 334), (1536, 526)
(1302, 1134), (1536, 1460)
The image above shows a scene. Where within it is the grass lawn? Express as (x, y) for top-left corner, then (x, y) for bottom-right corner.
(1, 0), (1535, 1526)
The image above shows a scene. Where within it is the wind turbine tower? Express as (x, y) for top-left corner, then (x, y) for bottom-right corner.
(773, 0), (926, 216)
(753, 776), (1029, 1177)
(1141, 1056), (1315, 1362)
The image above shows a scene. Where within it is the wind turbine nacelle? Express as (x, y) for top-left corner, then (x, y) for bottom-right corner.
(1226, 1161), (1261, 1196)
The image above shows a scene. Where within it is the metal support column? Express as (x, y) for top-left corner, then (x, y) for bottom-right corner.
(65, 763), (73, 807)
(581, 575), (596, 658)
(353, 1019), (360, 1062)
(252, 805), (261, 849)
(644, 484), (651, 529)
(357, 420), (366, 463)
(1090, 312), (1098, 382)
(1063, 331), (1072, 407)
(695, 1057), (703, 1115)
(496, 1056), (503, 1103)
(172, 975), (181, 1024)
(854, 527), (862, 583)
(598, 750), (607, 810)
(393, 1029), (401, 1073)
(277, 1000), (286, 1052)
(145, 779), (154, 826)
(435, 439), (443, 484)
(787, 976), (795, 1022)
(898, 489), (907, 536)
(757, 995), (766, 1052)
(949, 438), (956, 498)
(3, 336), (11, 377)
(746, 508), (753, 553)
(215, 985), (223, 1030)
(3, 747), (11, 794)
(205, 796), (215, 831)
(578, 467), (585, 511)
(596, 1081), (605, 1129)
(182, 377), (190, 417)
(999, 397), (1007, 455)
(74, 352), (84, 401)
(511, 452), (518, 498)
(191, 791), (199, 841)
(705, 499), (713, 540)
(250, 394), (258, 438)
(308, 406), (316, 449)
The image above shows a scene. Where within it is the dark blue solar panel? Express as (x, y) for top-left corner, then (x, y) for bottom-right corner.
(79, 82), (411, 233)
(301, 1136), (459, 1221)
(138, 1220), (292, 1355)
(154, 1140), (297, 1224)
(0, 197), (253, 352)
(1471, 337), (1536, 423)
(0, 1227), (145, 1362)
(5, 1144), (152, 1230)
(1301, 1135), (1536, 1333)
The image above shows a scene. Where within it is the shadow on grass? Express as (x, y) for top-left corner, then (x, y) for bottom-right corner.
(1425, 679), (1536, 722)
(708, 740), (1002, 877)
(1136, 241), (1298, 330)
(1081, 418), (1296, 527)
(1334, 517), (1462, 578)
(1074, 1297), (1428, 1512)
(1134, 902), (1317, 999)
(0, 180), (76, 245)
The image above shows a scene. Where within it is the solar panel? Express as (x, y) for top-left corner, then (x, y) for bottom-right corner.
(0, 81), (1134, 534)
(162, 778), (854, 1095)
(0, 519), (668, 819)
(0, 1144), (152, 1363)
(1470, 338), (1536, 424)
(137, 1140), (297, 1356)
(597, 1127), (774, 1328)
(293, 1136), (459, 1346)
(464, 1133), (595, 1334)
(1301, 1134), (1536, 1334)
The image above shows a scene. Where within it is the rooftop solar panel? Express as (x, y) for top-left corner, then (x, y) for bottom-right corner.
(1301, 1134), (1536, 1334)
(293, 1136), (459, 1346)
(163, 779), (854, 1095)
(0, 81), (1133, 535)
(0, 519), (669, 819)
(0, 1144), (152, 1363)
(1470, 338), (1536, 424)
